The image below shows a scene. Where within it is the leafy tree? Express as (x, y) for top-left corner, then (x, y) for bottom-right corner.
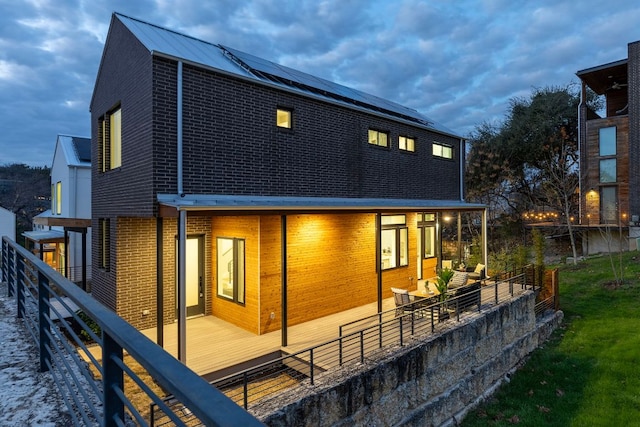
(0, 163), (50, 241)
(466, 84), (601, 261)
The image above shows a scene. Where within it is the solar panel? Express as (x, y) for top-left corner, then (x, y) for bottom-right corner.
(221, 45), (433, 126)
(72, 137), (91, 162)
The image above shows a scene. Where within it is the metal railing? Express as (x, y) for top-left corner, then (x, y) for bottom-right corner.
(174, 266), (544, 417)
(1, 236), (262, 427)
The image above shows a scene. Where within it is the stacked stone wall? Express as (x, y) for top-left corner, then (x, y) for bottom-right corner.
(257, 291), (563, 426)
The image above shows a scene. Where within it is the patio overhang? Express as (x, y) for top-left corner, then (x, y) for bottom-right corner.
(33, 216), (92, 229)
(22, 229), (65, 244)
(157, 193), (486, 216)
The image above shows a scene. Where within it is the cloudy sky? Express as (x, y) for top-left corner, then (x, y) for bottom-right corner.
(1, 0), (640, 167)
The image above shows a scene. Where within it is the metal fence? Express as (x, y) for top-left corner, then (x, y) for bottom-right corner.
(181, 265), (550, 416)
(1, 236), (262, 427)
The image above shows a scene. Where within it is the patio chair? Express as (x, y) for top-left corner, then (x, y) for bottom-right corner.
(468, 263), (485, 281)
(391, 287), (419, 317)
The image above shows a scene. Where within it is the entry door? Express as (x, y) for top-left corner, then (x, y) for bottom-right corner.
(177, 236), (205, 317)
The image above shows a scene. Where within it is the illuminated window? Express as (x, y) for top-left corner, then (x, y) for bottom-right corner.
(381, 215), (408, 270)
(419, 213), (436, 258)
(277, 108), (292, 128)
(217, 237), (245, 304)
(433, 142), (453, 159)
(100, 107), (122, 171)
(399, 136), (415, 152)
(56, 181), (62, 215)
(368, 129), (388, 147)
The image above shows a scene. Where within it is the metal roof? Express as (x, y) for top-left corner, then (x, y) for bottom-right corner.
(57, 135), (91, 167)
(158, 194), (485, 212)
(114, 12), (460, 138)
(22, 229), (65, 243)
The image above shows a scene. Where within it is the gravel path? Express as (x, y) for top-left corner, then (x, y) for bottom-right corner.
(0, 281), (72, 426)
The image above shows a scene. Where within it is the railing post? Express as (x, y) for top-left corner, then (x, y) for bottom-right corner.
(309, 349), (314, 385)
(5, 242), (15, 297)
(1, 238), (6, 286)
(243, 372), (249, 410)
(16, 255), (25, 318)
(494, 276), (499, 305)
(38, 271), (51, 372)
(360, 330), (365, 363)
(378, 313), (383, 349)
(103, 332), (125, 426)
(338, 335), (343, 366)
(398, 318), (403, 346)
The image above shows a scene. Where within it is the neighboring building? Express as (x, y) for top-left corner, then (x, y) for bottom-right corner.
(90, 13), (486, 353)
(577, 40), (640, 254)
(24, 135), (92, 290)
(0, 206), (16, 241)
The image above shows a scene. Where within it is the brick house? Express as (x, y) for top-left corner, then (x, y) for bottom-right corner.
(90, 13), (487, 355)
(577, 40), (640, 254)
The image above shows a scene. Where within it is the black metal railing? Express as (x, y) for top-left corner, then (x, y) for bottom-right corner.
(1, 236), (262, 427)
(161, 266), (541, 417)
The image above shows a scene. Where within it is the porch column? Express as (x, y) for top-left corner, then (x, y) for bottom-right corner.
(281, 215), (288, 347)
(64, 230), (69, 278)
(482, 208), (488, 269)
(177, 210), (187, 362)
(457, 212), (462, 264)
(376, 212), (382, 313)
(156, 217), (164, 347)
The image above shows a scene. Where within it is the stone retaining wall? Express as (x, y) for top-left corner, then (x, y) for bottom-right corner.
(255, 291), (564, 426)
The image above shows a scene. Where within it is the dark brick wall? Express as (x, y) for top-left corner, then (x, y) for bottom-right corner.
(628, 41), (640, 219)
(152, 60), (463, 200)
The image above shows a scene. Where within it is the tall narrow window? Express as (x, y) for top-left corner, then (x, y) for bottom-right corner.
(601, 186), (618, 224)
(51, 184), (55, 213)
(277, 108), (292, 128)
(110, 108), (122, 169)
(599, 127), (616, 156)
(433, 142), (453, 159)
(56, 181), (62, 215)
(98, 218), (110, 271)
(217, 237), (246, 304)
(368, 129), (389, 147)
(418, 213), (436, 258)
(600, 159), (616, 183)
(399, 136), (415, 152)
(100, 107), (122, 171)
(381, 215), (408, 270)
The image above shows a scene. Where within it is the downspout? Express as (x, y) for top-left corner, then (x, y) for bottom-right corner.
(459, 138), (465, 201)
(176, 61), (187, 362)
(577, 83), (583, 225)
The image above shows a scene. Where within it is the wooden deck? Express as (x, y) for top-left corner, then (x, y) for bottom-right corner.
(140, 298), (396, 377)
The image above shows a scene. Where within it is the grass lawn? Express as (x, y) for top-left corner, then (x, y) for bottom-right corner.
(461, 251), (640, 426)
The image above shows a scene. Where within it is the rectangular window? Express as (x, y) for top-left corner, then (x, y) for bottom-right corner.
(277, 108), (292, 128)
(399, 136), (415, 152)
(56, 181), (62, 215)
(600, 158), (616, 183)
(98, 218), (110, 271)
(418, 213), (437, 259)
(381, 215), (408, 270)
(110, 108), (122, 169)
(599, 127), (616, 156)
(217, 237), (246, 304)
(601, 186), (618, 224)
(100, 107), (122, 171)
(51, 184), (55, 213)
(368, 129), (388, 147)
(433, 142), (453, 159)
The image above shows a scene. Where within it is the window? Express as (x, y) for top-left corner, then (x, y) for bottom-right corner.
(599, 127), (616, 156)
(98, 218), (110, 271)
(601, 186), (618, 224)
(418, 213), (436, 258)
(433, 142), (453, 159)
(600, 159), (616, 183)
(381, 215), (408, 270)
(277, 108), (292, 128)
(56, 181), (62, 215)
(51, 184), (55, 213)
(217, 237), (245, 304)
(100, 107), (121, 171)
(368, 129), (388, 147)
(399, 136), (415, 152)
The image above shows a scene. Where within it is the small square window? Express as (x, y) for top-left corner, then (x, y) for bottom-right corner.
(399, 136), (415, 152)
(277, 109), (292, 128)
(368, 129), (388, 147)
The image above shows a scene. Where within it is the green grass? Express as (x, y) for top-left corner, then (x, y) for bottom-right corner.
(461, 252), (640, 427)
